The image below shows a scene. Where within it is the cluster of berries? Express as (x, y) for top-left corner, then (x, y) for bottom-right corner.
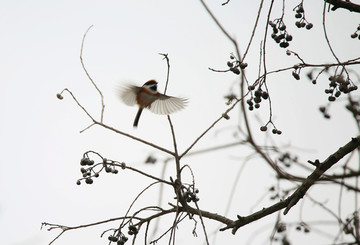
(260, 125), (282, 135)
(247, 85), (269, 110)
(278, 152), (298, 168)
(269, 20), (293, 48)
(325, 75), (357, 102)
(184, 188), (200, 203)
(295, 222), (311, 233)
(350, 25), (360, 40)
(319, 106), (331, 119)
(227, 55), (248, 75)
(76, 156), (126, 185)
(127, 225), (138, 236)
(294, 4), (313, 29)
(108, 233), (129, 245)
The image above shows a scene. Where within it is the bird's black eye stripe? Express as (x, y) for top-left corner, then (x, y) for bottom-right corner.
(144, 80), (158, 92)
(150, 84), (157, 92)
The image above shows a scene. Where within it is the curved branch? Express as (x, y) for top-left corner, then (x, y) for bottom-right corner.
(325, 0), (360, 13)
(220, 136), (360, 234)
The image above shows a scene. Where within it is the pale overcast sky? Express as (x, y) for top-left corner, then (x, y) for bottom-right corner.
(0, 1), (359, 245)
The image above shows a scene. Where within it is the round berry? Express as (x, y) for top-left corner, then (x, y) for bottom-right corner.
(306, 23), (313, 30)
(285, 35), (293, 41)
(85, 178), (93, 184)
(279, 24), (286, 31)
(280, 41), (289, 48)
(56, 93), (63, 100)
(260, 126), (268, 131)
(240, 62), (248, 69)
(351, 33), (358, 39)
(261, 91), (269, 99)
(328, 96), (336, 102)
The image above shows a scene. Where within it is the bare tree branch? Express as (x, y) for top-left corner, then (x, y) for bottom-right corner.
(325, 0), (360, 12)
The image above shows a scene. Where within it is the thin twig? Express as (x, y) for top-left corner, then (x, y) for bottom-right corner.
(80, 25), (105, 123)
(160, 53), (170, 95)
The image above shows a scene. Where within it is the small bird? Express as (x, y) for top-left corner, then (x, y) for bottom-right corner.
(119, 80), (187, 127)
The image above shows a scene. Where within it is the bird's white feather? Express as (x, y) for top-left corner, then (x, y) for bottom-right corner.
(119, 85), (140, 106)
(149, 96), (188, 115)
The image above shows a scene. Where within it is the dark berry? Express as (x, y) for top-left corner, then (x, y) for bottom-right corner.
(239, 62), (248, 69)
(254, 97), (261, 103)
(306, 23), (313, 30)
(292, 71), (300, 80)
(260, 126), (268, 131)
(279, 24), (286, 31)
(328, 96), (336, 102)
(261, 91), (269, 99)
(231, 67), (240, 75)
(80, 158), (89, 166)
(351, 33), (358, 39)
(85, 178), (93, 184)
(108, 236), (118, 242)
(285, 35), (293, 41)
(280, 41), (289, 48)
(254, 90), (262, 97)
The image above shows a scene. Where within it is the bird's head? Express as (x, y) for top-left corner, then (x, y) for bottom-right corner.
(143, 80), (158, 92)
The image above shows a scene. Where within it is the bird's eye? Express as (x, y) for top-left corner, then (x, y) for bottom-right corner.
(150, 84), (157, 92)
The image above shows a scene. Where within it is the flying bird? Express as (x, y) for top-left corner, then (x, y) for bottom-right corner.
(119, 80), (187, 127)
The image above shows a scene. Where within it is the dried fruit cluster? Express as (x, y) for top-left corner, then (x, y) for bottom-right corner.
(247, 85), (269, 110)
(293, 3), (313, 29)
(183, 186), (200, 203)
(76, 155), (126, 185)
(227, 54), (248, 75)
(269, 19), (293, 48)
(325, 75), (357, 102)
(350, 24), (360, 40)
(108, 229), (130, 245)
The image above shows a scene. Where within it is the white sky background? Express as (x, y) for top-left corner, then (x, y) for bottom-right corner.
(0, 0), (359, 245)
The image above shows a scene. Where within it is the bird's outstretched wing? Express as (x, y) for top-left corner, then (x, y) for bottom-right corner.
(149, 94), (188, 115)
(119, 85), (141, 106)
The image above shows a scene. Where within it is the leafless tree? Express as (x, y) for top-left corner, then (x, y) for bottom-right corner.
(43, 1), (360, 244)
